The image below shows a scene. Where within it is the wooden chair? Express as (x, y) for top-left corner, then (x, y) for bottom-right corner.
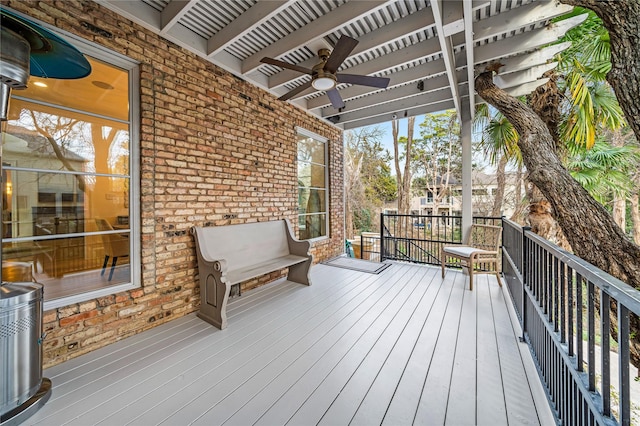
(441, 223), (502, 290)
(95, 218), (129, 281)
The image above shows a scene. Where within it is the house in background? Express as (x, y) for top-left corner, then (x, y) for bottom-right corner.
(410, 171), (525, 219)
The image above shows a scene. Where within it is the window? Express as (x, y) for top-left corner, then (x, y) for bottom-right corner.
(2, 37), (138, 307)
(297, 129), (328, 240)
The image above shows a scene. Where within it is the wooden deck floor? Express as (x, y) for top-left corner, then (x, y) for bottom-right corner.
(26, 262), (554, 425)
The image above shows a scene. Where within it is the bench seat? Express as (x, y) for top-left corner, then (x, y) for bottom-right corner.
(441, 223), (502, 291)
(191, 219), (312, 329)
(225, 254), (310, 285)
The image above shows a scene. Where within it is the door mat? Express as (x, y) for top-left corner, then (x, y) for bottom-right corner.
(322, 256), (391, 274)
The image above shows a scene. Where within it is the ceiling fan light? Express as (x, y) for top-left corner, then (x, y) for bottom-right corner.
(312, 76), (336, 91)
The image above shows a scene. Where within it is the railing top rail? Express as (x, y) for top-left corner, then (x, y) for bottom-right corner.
(502, 218), (525, 230)
(382, 213), (502, 220)
(524, 227), (640, 316)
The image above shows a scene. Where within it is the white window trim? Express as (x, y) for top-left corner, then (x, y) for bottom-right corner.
(296, 127), (329, 241)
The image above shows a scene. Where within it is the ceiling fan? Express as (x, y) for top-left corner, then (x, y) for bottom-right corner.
(261, 35), (390, 109)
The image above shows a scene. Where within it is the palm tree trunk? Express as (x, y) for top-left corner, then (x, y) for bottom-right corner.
(613, 196), (626, 232)
(491, 155), (507, 217)
(631, 187), (640, 245)
(509, 163), (526, 222)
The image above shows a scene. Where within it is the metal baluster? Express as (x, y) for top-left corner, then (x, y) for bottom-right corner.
(576, 273), (584, 372)
(567, 266), (574, 357)
(588, 281), (595, 391)
(600, 290), (610, 418)
(618, 304), (631, 426)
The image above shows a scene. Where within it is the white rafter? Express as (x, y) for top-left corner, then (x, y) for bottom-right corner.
(430, 0), (461, 117)
(207, 1), (294, 57)
(160, 0), (197, 34)
(463, 0), (475, 122)
(473, 1), (574, 42)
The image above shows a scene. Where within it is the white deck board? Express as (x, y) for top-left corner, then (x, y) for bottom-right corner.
(445, 275), (478, 425)
(476, 274), (509, 425)
(25, 262), (553, 426)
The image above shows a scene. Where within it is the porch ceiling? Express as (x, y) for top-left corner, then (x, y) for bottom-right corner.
(99, 0), (585, 130)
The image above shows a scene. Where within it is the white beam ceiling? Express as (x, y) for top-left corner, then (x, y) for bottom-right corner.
(98, 0), (584, 130)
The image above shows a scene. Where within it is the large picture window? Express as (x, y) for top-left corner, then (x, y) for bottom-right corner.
(1, 39), (138, 307)
(297, 129), (328, 240)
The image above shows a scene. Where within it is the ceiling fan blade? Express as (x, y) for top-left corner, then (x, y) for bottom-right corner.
(278, 80), (313, 101)
(324, 35), (359, 73)
(337, 73), (390, 88)
(260, 57), (313, 75)
(326, 89), (345, 109)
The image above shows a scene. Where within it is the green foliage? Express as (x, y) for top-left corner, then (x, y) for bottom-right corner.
(474, 105), (521, 167)
(353, 208), (373, 233)
(344, 126), (397, 235)
(345, 127), (397, 205)
(368, 163), (397, 203)
(567, 136), (640, 204)
(557, 8), (625, 150)
(411, 110), (462, 194)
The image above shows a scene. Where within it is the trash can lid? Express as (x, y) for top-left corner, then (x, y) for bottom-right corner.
(0, 282), (43, 308)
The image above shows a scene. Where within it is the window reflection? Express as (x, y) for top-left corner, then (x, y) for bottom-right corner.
(297, 132), (328, 240)
(1, 56), (132, 301)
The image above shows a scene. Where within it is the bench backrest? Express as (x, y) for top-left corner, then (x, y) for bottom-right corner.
(465, 224), (502, 252)
(192, 220), (292, 270)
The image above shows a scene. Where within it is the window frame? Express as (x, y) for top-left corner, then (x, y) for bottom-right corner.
(1, 16), (141, 310)
(296, 127), (329, 241)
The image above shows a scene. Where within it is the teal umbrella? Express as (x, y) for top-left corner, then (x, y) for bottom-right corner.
(0, 7), (91, 79)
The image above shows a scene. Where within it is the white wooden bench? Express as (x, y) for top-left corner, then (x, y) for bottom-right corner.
(191, 219), (313, 329)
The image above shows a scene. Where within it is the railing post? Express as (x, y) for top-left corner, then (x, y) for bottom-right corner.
(380, 212), (385, 261)
(521, 225), (531, 342)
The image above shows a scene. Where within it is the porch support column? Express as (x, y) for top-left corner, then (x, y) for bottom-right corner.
(460, 107), (473, 241)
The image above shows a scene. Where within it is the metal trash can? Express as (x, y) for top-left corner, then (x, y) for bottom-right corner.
(1, 282), (51, 425)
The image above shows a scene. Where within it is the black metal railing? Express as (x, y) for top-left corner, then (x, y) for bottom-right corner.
(502, 218), (640, 426)
(360, 233), (381, 262)
(379, 213), (501, 265)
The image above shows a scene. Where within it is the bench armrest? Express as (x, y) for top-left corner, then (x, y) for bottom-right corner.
(283, 218), (312, 258)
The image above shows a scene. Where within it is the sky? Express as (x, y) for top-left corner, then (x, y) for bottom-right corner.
(361, 117), (423, 155)
(348, 115), (496, 174)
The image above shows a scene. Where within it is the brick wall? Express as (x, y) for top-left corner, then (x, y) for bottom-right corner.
(2, 0), (344, 368)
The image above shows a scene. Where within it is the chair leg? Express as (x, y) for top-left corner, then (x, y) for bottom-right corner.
(441, 252), (446, 278)
(108, 256), (118, 281)
(101, 255), (110, 276)
(469, 262), (474, 291)
(495, 271), (502, 287)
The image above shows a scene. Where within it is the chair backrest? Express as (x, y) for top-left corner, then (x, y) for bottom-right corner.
(95, 218), (114, 231)
(95, 218), (129, 257)
(466, 224), (502, 252)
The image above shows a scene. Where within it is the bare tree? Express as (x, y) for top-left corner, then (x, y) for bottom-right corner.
(392, 117), (415, 215)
